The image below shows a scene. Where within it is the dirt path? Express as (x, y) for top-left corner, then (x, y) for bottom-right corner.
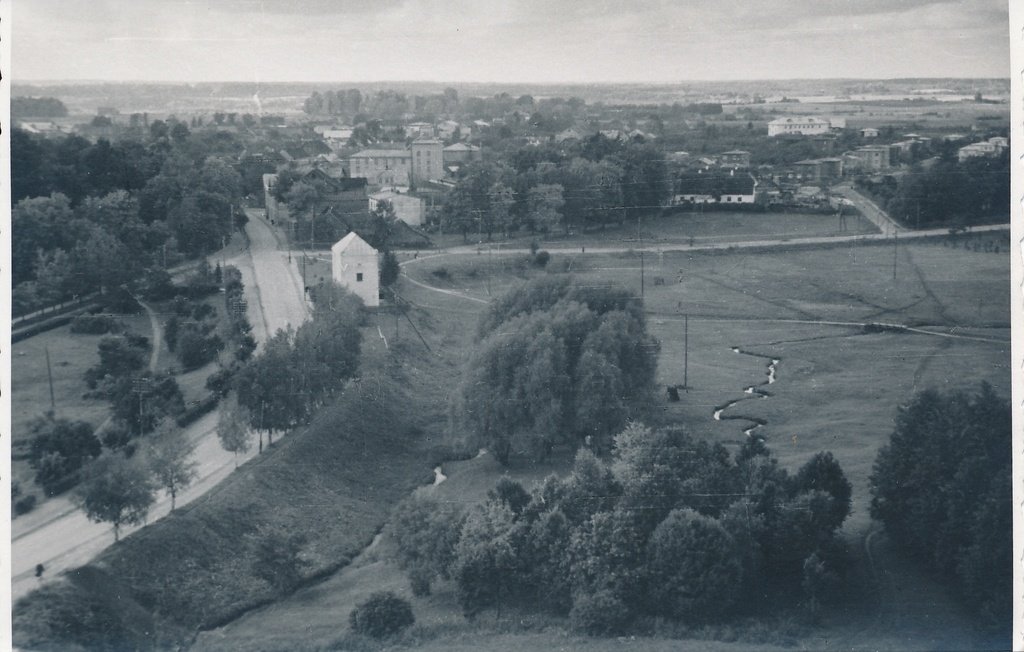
(138, 299), (163, 372)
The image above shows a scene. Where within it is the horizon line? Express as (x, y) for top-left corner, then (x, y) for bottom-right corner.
(13, 76), (1010, 86)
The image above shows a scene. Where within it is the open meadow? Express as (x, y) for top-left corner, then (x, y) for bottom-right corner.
(192, 217), (1009, 651)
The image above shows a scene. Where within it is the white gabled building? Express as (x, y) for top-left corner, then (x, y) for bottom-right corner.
(331, 232), (380, 307)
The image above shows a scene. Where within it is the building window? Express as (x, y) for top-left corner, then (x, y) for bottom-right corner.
(356, 273), (363, 282)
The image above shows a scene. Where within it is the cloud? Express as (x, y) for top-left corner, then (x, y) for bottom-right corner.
(12, 0), (1010, 82)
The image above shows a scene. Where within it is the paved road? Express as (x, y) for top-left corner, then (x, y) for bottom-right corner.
(241, 208), (310, 344)
(11, 211), (310, 602)
(833, 184), (901, 237)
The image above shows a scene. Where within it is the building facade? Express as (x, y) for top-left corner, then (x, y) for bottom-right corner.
(410, 139), (444, 183)
(331, 232), (379, 307)
(768, 116), (831, 137)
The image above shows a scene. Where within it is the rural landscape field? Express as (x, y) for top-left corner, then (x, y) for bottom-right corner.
(7, 1), (1015, 650)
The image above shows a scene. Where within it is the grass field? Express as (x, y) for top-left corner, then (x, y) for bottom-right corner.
(188, 228), (1010, 650)
(402, 208), (879, 254)
(10, 313), (151, 497)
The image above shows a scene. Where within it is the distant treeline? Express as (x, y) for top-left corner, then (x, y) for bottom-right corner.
(858, 151), (1010, 228)
(12, 96), (68, 118)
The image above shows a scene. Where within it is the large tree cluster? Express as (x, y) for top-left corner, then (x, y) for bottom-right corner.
(386, 424), (852, 633)
(452, 276), (660, 464)
(11, 126), (245, 315)
(870, 383), (1011, 624)
(441, 136), (670, 241)
(873, 152), (1011, 229)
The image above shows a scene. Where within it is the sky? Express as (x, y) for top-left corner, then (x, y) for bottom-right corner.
(12, 0), (1011, 83)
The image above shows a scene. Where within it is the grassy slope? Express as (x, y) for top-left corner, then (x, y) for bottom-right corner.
(12, 320), (459, 650)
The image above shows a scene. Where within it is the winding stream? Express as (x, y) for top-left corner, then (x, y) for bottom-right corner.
(713, 347), (780, 438)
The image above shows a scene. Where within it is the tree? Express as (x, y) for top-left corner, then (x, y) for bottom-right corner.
(527, 183), (564, 234)
(644, 508), (743, 621)
(251, 528), (308, 594)
(870, 383), (1011, 623)
(73, 452), (156, 542)
(454, 277), (658, 464)
(452, 501), (519, 617)
(143, 421), (198, 510)
(379, 250), (400, 289)
(367, 199), (399, 249)
(349, 592), (415, 639)
(11, 194), (74, 285)
(108, 372), (185, 436)
(794, 451), (852, 531)
(84, 335), (149, 389)
(488, 182), (516, 238)
(28, 415), (102, 496)
(383, 493), (466, 596)
(217, 399), (253, 468)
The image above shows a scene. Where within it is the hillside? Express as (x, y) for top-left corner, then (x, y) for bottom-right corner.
(12, 325), (455, 651)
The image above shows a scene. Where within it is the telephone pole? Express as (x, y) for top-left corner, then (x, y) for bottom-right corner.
(683, 314), (689, 390)
(892, 230), (898, 281)
(45, 346), (56, 412)
(638, 214), (644, 298)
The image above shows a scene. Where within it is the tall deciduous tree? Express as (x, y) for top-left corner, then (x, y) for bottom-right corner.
(644, 508), (743, 621)
(454, 277), (658, 464)
(216, 399), (253, 468)
(74, 453), (156, 542)
(144, 421), (198, 510)
(870, 383), (1011, 623)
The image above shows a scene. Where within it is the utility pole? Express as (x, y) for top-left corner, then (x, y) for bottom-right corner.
(45, 346), (55, 412)
(259, 401), (265, 454)
(132, 377), (148, 436)
(683, 314), (689, 390)
(638, 214), (644, 298)
(892, 230), (898, 281)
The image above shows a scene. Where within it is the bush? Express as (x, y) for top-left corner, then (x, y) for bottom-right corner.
(175, 394), (220, 428)
(205, 366), (236, 396)
(29, 416), (102, 496)
(569, 589), (630, 636)
(430, 267), (451, 281)
(176, 323), (223, 370)
(70, 314), (125, 335)
(100, 287), (142, 314)
(533, 250), (550, 267)
(138, 269), (176, 302)
(14, 494), (37, 516)
(349, 592), (415, 639)
(101, 423), (134, 450)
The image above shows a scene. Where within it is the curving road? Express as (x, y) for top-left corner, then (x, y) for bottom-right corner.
(11, 209), (310, 602)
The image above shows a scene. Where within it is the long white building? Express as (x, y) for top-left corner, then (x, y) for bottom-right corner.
(768, 116), (831, 137)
